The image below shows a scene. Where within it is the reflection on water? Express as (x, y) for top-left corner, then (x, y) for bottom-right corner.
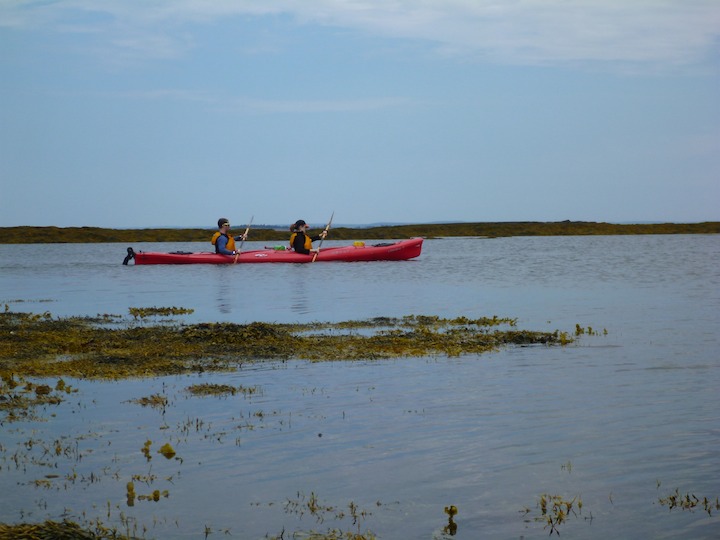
(0, 236), (719, 538)
(213, 266), (233, 315)
(290, 268), (310, 315)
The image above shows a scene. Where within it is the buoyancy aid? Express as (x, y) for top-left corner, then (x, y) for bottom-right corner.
(289, 232), (313, 254)
(211, 232), (237, 253)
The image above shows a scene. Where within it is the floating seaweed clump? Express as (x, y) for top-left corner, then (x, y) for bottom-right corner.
(141, 440), (152, 461)
(276, 491), (378, 540)
(442, 505), (458, 535)
(521, 493), (584, 535)
(658, 489), (720, 516)
(129, 393), (168, 408)
(129, 306), (194, 319)
(186, 383), (260, 397)
(158, 443), (176, 459)
(0, 375), (76, 422)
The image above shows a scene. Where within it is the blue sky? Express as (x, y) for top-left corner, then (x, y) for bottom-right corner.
(1, 1), (718, 228)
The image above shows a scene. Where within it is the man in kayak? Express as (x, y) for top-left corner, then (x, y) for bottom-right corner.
(289, 219), (327, 254)
(211, 218), (247, 256)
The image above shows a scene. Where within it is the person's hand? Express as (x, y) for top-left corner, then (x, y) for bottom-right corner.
(320, 231), (327, 239)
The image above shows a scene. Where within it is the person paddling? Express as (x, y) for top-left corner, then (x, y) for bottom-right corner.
(211, 218), (247, 256)
(289, 219), (327, 255)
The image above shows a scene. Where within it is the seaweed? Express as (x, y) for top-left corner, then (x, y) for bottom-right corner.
(0, 310), (571, 384)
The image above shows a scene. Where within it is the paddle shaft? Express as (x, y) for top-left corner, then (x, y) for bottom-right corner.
(234, 216), (253, 264)
(238, 216), (253, 252)
(312, 211), (334, 262)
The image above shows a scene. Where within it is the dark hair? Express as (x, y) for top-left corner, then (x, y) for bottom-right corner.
(218, 218), (229, 228)
(290, 219), (306, 232)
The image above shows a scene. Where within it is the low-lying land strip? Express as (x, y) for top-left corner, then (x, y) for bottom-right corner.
(1, 221), (718, 244)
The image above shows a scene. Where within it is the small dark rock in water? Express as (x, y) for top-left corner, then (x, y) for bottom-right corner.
(318, 433), (322, 438)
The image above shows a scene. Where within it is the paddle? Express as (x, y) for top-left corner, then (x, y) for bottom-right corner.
(234, 215), (253, 263)
(312, 211), (334, 262)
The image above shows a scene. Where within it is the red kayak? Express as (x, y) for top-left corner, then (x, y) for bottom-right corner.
(123, 238), (423, 265)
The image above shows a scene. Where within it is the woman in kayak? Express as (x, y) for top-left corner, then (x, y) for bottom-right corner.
(289, 219), (327, 254)
(211, 218), (247, 256)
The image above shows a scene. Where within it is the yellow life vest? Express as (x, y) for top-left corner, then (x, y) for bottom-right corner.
(211, 232), (237, 252)
(289, 232), (313, 252)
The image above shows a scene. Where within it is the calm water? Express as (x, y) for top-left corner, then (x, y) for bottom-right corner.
(1, 236), (719, 539)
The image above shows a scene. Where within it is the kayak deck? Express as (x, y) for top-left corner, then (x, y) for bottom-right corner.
(123, 238), (423, 265)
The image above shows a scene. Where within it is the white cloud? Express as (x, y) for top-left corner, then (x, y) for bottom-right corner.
(1, 0), (719, 68)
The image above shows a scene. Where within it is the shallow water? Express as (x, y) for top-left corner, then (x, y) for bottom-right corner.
(1, 235), (719, 539)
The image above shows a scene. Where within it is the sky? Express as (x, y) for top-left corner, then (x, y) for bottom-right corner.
(1, 1), (719, 228)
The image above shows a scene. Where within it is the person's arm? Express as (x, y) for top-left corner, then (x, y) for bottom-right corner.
(311, 230), (328, 242)
(216, 235), (234, 255)
(308, 231), (327, 248)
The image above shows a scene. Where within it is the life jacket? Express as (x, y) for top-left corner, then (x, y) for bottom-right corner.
(211, 232), (237, 253)
(289, 232), (313, 253)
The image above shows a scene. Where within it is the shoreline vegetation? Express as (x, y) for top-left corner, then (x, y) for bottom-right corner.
(1, 221), (719, 244)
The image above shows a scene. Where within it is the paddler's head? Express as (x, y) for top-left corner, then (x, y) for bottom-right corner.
(291, 219), (308, 232)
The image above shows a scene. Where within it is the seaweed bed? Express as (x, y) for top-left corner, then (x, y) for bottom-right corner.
(3, 310), (715, 538)
(0, 309), (575, 539)
(0, 310), (566, 384)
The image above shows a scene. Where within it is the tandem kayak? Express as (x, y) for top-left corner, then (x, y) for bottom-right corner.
(123, 238), (423, 265)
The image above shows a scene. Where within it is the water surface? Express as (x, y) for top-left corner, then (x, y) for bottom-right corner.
(0, 235), (718, 539)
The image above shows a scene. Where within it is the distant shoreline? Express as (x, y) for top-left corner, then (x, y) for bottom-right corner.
(1, 221), (718, 244)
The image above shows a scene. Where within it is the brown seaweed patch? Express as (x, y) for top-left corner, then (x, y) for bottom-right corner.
(274, 491), (378, 539)
(0, 310), (574, 382)
(0, 376), (76, 422)
(129, 393), (168, 409)
(0, 519), (141, 539)
(158, 443), (176, 459)
(129, 306), (194, 319)
(521, 494), (584, 536)
(186, 383), (260, 397)
(137, 488), (169, 502)
(658, 488), (720, 516)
